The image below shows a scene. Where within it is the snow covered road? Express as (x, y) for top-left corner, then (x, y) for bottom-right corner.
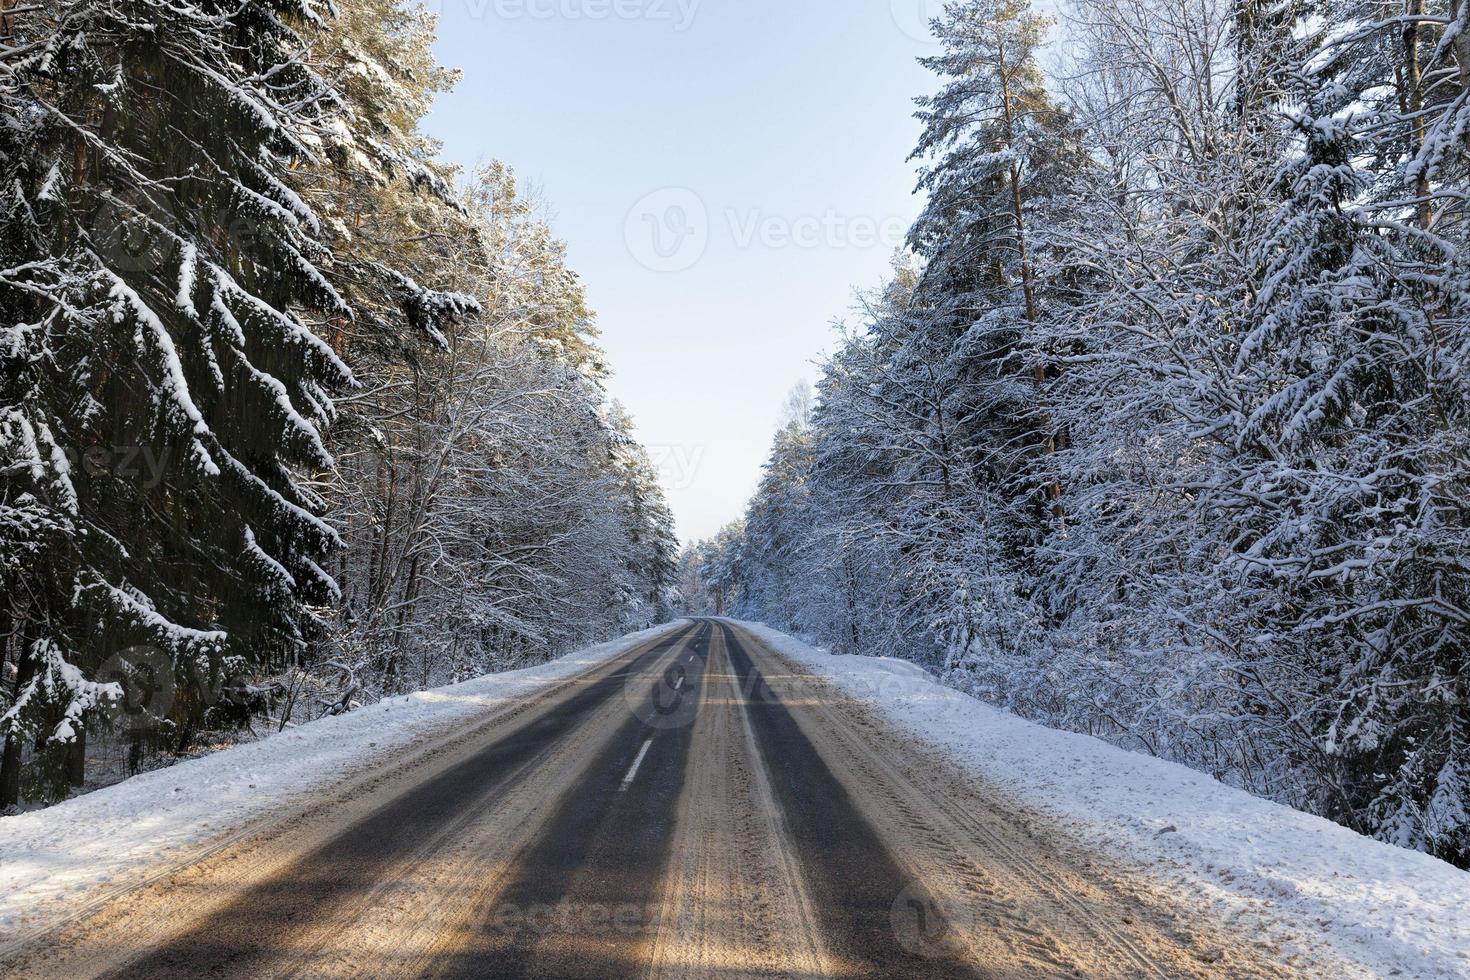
(2, 620), (1465, 977)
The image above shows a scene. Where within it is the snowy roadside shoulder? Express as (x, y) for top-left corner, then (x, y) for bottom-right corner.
(731, 620), (1470, 980)
(0, 621), (685, 950)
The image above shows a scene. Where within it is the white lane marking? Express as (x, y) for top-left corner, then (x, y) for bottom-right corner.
(620, 738), (654, 791)
(674, 676), (685, 691)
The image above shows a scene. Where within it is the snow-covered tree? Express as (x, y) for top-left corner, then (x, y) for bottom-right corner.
(909, 0), (1087, 528)
(675, 521), (745, 617)
(739, 384), (817, 631)
(0, 0), (575, 804)
(318, 164), (676, 696)
(1207, 0), (1470, 862)
(1, 0), (372, 802)
(723, 0), (1470, 868)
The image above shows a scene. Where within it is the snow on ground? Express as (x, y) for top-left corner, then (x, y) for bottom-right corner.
(734, 619), (1470, 980)
(0, 622), (684, 951)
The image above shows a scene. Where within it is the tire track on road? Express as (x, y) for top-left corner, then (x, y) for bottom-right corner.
(647, 623), (835, 979)
(734, 622), (1304, 979)
(423, 622), (715, 979)
(721, 624), (992, 979)
(282, 624), (711, 980)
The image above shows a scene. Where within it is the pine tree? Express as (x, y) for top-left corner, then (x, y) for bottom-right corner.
(1, 0), (408, 802)
(909, 0), (1086, 527)
(603, 402), (678, 628)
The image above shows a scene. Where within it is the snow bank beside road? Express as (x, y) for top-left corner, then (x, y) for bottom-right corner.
(0, 622), (684, 951)
(734, 620), (1470, 980)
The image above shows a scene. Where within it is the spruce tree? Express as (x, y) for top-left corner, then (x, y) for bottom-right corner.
(3, 0), (357, 802)
(1220, 0), (1470, 863)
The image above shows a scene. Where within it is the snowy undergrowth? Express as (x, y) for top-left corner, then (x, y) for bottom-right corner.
(733, 620), (1470, 980)
(0, 622), (684, 950)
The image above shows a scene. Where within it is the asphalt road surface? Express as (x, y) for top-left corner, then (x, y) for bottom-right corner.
(3, 621), (1303, 979)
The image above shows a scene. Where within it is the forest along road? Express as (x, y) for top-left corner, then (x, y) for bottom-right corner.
(2, 620), (1306, 980)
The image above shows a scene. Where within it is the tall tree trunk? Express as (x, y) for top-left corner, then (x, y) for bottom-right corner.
(0, 630), (37, 809)
(0, 733), (21, 808)
(1402, 0), (1433, 228)
(66, 727), (86, 789)
(0, 0), (17, 51)
(1454, 0), (1470, 154)
(996, 41), (1064, 520)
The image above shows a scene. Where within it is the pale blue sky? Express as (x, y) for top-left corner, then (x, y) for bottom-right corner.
(425, 0), (944, 542)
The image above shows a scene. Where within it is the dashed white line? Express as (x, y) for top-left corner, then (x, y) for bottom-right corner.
(620, 738), (654, 791)
(675, 676), (685, 691)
